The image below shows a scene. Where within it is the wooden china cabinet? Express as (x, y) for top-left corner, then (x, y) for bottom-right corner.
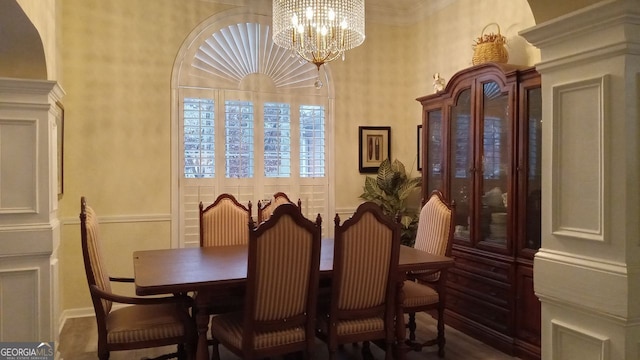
(416, 63), (542, 359)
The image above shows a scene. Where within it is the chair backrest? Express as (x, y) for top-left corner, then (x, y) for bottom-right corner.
(79, 197), (113, 319)
(331, 202), (400, 321)
(257, 192), (302, 223)
(199, 193), (252, 247)
(414, 190), (455, 257)
(243, 203), (322, 350)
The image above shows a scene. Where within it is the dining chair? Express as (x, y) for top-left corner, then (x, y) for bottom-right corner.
(316, 201), (401, 360)
(198, 194), (252, 333)
(79, 196), (196, 360)
(199, 193), (252, 247)
(209, 203), (322, 360)
(402, 190), (455, 357)
(257, 191), (302, 223)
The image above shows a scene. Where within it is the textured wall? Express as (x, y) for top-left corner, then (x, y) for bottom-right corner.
(59, 0), (234, 311)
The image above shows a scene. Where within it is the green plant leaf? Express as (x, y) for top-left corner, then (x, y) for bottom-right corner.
(400, 215), (414, 228)
(360, 158), (421, 245)
(397, 177), (422, 200)
(361, 177), (381, 199)
(376, 159), (394, 193)
(392, 159), (407, 176)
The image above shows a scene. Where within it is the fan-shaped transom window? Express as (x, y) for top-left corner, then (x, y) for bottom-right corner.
(190, 22), (323, 91)
(175, 18), (333, 246)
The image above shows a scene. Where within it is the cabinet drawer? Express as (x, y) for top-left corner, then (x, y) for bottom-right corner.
(447, 268), (510, 307)
(451, 250), (512, 283)
(447, 287), (512, 334)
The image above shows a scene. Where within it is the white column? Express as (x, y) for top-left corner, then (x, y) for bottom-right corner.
(0, 78), (63, 348)
(521, 0), (640, 359)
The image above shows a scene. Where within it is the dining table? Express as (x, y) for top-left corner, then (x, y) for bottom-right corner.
(133, 238), (454, 360)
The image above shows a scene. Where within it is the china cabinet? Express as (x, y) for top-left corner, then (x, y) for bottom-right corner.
(416, 63), (542, 359)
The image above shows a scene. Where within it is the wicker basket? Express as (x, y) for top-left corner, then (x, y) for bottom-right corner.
(472, 23), (508, 65)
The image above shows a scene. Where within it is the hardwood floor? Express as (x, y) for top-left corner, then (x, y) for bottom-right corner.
(58, 312), (520, 360)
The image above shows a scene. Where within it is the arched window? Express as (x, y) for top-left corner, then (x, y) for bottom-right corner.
(172, 14), (334, 247)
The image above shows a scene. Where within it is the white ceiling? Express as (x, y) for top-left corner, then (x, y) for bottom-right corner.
(366, 0), (455, 25)
(207, 0), (456, 26)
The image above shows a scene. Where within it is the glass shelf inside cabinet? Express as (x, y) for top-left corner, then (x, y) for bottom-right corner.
(426, 109), (443, 193)
(451, 89), (472, 242)
(480, 81), (509, 247)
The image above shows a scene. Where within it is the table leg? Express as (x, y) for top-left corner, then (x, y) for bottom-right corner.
(194, 292), (210, 360)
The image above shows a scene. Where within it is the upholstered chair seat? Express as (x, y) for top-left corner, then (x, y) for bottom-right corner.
(105, 303), (188, 344)
(317, 316), (385, 336)
(211, 312), (306, 350)
(401, 280), (439, 308)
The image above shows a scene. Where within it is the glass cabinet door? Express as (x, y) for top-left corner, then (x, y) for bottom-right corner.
(425, 109), (443, 193)
(479, 81), (509, 248)
(450, 89), (472, 243)
(525, 87), (542, 251)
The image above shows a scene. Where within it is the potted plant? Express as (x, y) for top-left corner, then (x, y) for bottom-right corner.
(359, 158), (422, 246)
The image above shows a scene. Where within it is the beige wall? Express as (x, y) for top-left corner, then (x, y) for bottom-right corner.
(56, 0), (538, 313)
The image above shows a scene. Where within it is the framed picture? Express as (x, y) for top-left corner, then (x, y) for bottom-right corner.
(56, 101), (64, 196)
(417, 124), (423, 171)
(359, 126), (391, 173)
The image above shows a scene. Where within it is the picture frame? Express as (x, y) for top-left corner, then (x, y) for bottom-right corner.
(417, 124), (423, 171)
(56, 101), (64, 196)
(358, 126), (391, 173)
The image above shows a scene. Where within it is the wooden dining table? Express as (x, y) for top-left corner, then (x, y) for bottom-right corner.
(133, 238), (454, 360)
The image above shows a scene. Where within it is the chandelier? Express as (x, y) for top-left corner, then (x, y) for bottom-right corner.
(272, 0), (365, 71)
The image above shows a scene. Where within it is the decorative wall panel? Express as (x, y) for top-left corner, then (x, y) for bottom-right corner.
(552, 76), (609, 242)
(0, 119), (37, 213)
(552, 320), (609, 360)
(0, 268), (38, 341)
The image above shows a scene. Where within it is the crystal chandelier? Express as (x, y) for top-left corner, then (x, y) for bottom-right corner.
(272, 0), (365, 71)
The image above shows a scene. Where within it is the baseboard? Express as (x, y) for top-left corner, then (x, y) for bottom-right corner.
(58, 307), (94, 335)
(56, 307), (96, 360)
(58, 304), (131, 335)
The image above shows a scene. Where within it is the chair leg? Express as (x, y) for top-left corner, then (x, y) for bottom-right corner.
(210, 338), (221, 360)
(176, 344), (185, 360)
(328, 340), (338, 360)
(97, 345), (109, 360)
(361, 341), (373, 360)
(328, 349), (336, 360)
(408, 312), (417, 341)
(436, 305), (446, 357)
(384, 340), (393, 360)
